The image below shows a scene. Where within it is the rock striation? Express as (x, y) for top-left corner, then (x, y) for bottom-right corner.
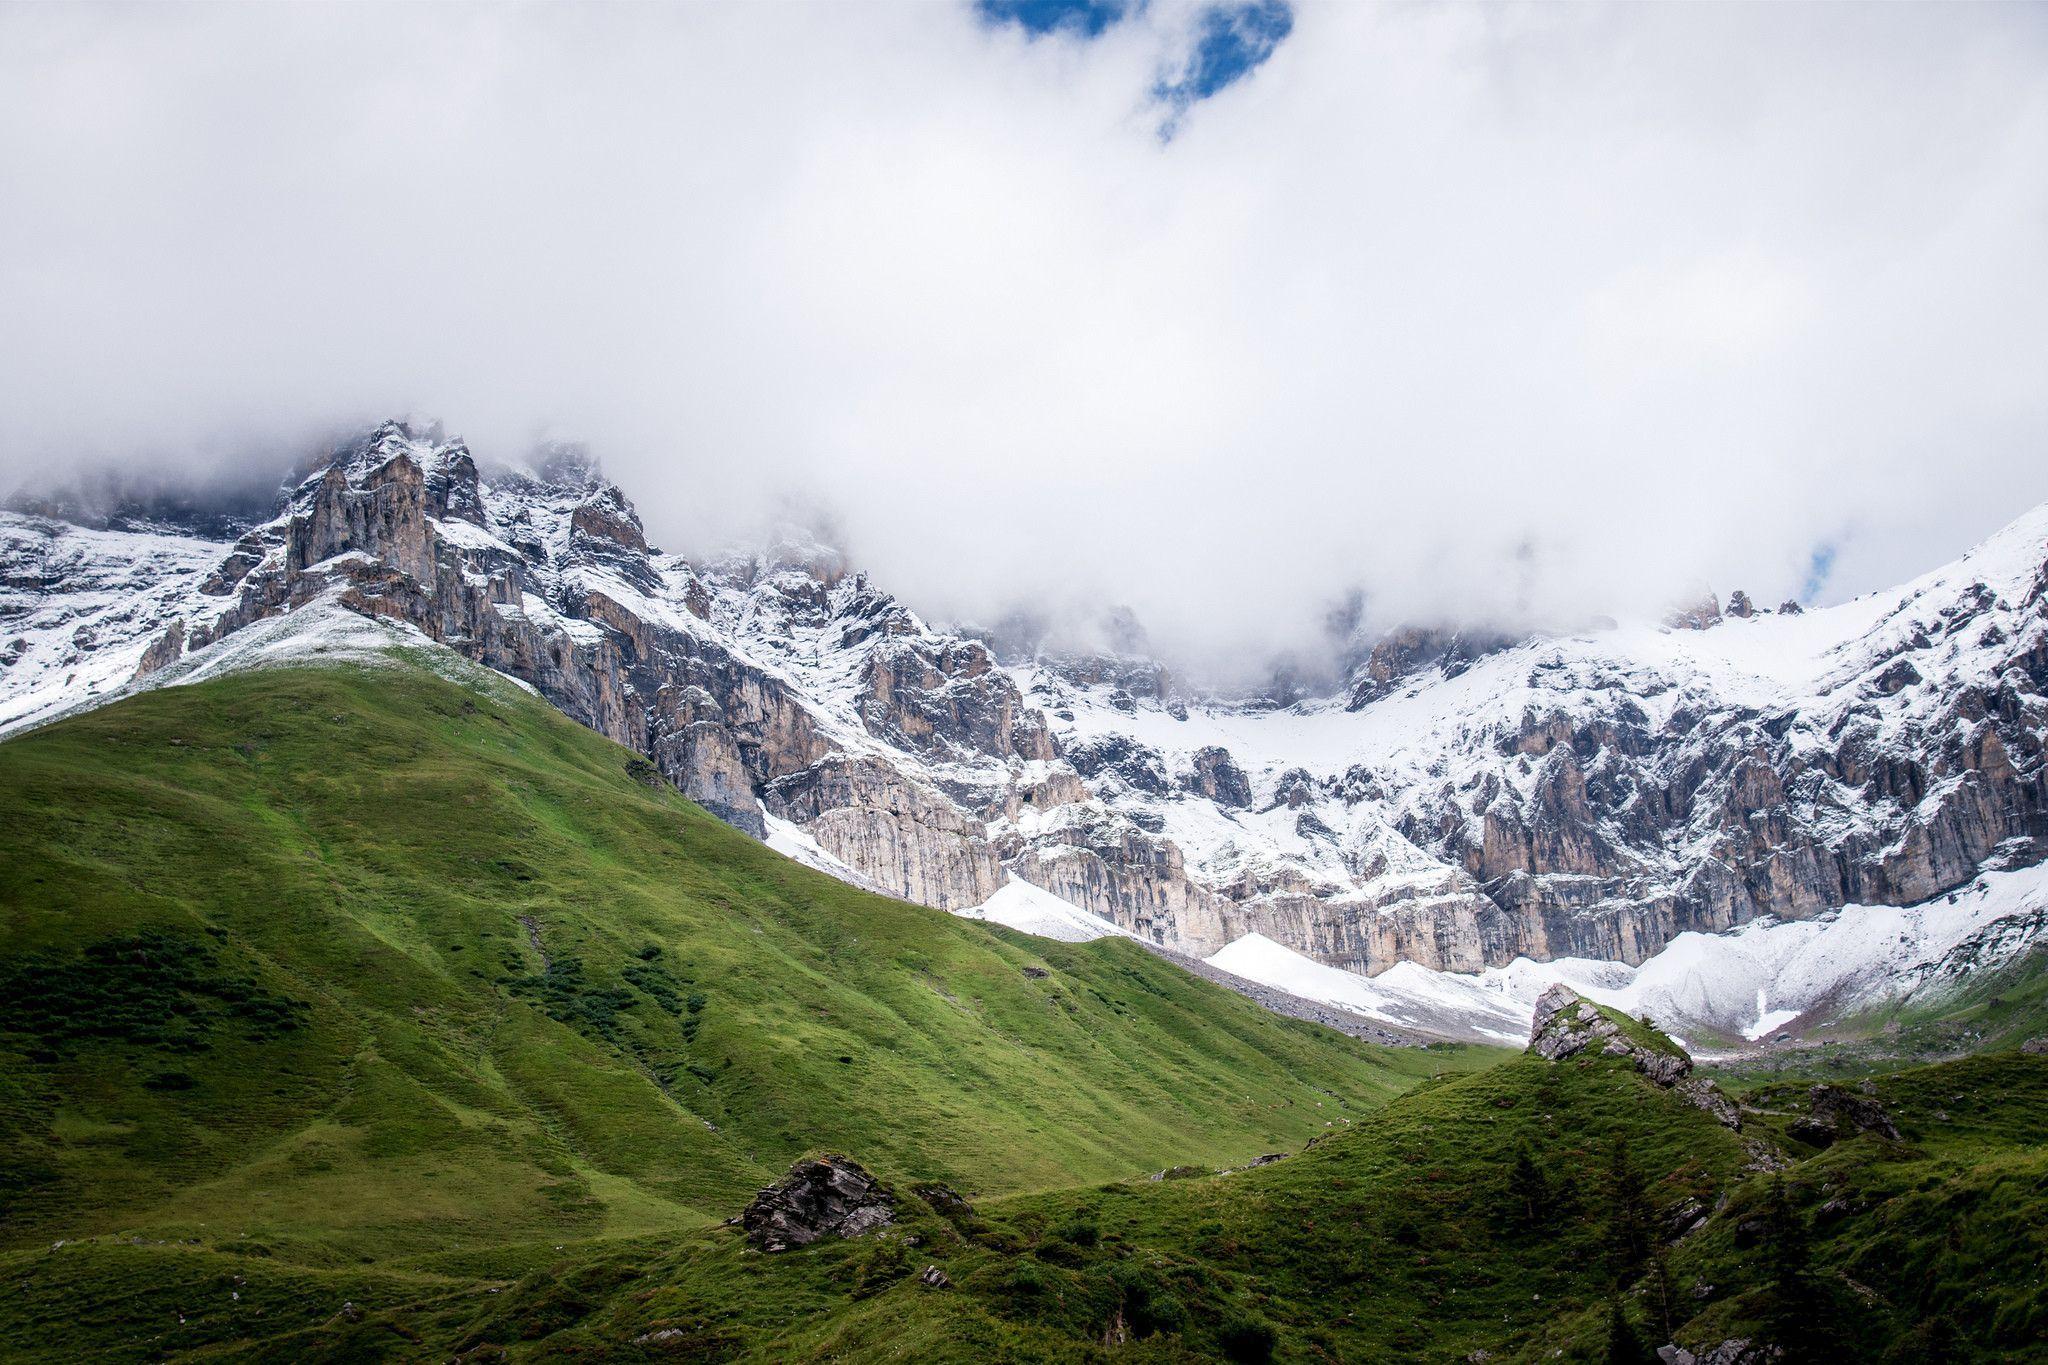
(5, 417), (2048, 990)
(740, 1155), (894, 1252)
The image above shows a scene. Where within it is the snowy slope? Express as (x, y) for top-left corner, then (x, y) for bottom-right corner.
(1207, 933), (1529, 1044)
(4, 421), (2045, 1049)
(1204, 862), (2048, 1052)
(1008, 499), (2048, 973)
(0, 514), (235, 733)
(958, 877), (1138, 944)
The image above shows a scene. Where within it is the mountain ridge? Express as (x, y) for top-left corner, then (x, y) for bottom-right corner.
(3, 419), (2043, 1018)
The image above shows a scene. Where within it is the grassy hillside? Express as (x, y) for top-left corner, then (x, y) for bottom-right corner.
(420, 1048), (2035, 1364)
(6, 650), (2039, 1363)
(0, 655), (1469, 1275)
(15, 1036), (2035, 1362)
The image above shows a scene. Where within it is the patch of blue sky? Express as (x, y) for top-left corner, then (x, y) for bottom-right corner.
(975, 0), (1293, 139)
(1155, 0), (1292, 136)
(974, 0), (1134, 39)
(1799, 543), (1837, 603)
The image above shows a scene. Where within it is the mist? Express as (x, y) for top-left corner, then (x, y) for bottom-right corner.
(4, 1), (2046, 673)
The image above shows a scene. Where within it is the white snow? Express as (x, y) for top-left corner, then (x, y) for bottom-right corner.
(1009, 499), (2048, 981)
(0, 513), (234, 735)
(956, 877), (1137, 943)
(761, 813), (896, 895)
(6, 447), (2045, 1062)
(1208, 933), (1529, 1042)
(1742, 990), (1802, 1042)
(1209, 861), (2048, 1050)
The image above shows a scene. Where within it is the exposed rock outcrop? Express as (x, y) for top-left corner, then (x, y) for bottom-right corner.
(740, 1156), (894, 1252)
(1529, 986), (1741, 1129)
(1788, 1084), (1901, 1146)
(1345, 624), (1520, 709)
(8, 418), (2048, 994)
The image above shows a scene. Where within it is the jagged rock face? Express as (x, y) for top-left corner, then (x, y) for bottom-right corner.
(767, 755), (1002, 909)
(1014, 505), (2048, 971)
(1184, 746), (1253, 808)
(1006, 806), (1239, 950)
(6, 421), (2048, 984)
(1345, 625), (1518, 710)
(1665, 590), (1723, 631)
(856, 637), (1054, 766)
(22, 421), (1039, 894)
(740, 1156), (894, 1252)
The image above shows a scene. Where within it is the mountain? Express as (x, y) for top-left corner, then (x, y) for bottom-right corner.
(3, 417), (2045, 1046)
(0, 642), (1456, 1263)
(2, 424), (2044, 1363)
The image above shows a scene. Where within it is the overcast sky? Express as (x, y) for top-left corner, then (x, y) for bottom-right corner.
(3, 1), (2046, 670)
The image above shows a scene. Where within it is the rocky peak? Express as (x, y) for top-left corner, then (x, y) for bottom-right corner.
(533, 439), (601, 491)
(1345, 624), (1521, 710)
(709, 522), (851, 593)
(1664, 588), (1723, 631)
(10, 416), (2048, 1017)
(1530, 985), (1740, 1128)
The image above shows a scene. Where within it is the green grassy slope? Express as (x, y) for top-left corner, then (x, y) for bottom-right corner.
(37, 1039), (2033, 1363)
(9, 652), (2038, 1363)
(0, 656), (1469, 1283)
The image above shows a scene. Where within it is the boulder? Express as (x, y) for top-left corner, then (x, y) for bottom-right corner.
(1788, 1083), (1901, 1146)
(740, 1156), (894, 1252)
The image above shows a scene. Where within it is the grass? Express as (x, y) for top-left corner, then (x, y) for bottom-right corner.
(24, 1040), (2030, 1362)
(0, 656), (1483, 1358)
(2, 654), (2040, 1362)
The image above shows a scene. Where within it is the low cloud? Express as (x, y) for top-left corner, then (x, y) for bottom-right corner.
(3, 2), (2045, 674)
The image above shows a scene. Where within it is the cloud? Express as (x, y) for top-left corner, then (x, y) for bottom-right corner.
(2, 2), (2046, 676)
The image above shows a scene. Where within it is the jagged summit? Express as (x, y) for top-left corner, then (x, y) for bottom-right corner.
(3, 427), (2045, 1045)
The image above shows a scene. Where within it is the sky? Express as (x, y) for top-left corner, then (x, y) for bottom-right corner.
(3, 1), (2046, 675)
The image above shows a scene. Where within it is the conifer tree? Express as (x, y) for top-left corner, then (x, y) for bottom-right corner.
(1507, 1143), (1550, 1228)
(1602, 1298), (1654, 1365)
(1760, 1176), (1825, 1362)
(1604, 1136), (1652, 1286)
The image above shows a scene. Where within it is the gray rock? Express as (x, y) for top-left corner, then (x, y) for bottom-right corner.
(1789, 1084), (1901, 1146)
(741, 1156), (894, 1252)
(1529, 985), (1740, 1128)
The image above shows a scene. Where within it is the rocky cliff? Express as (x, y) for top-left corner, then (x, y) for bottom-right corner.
(4, 418), (2045, 983)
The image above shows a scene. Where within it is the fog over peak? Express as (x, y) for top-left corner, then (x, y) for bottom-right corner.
(3, 2), (2046, 676)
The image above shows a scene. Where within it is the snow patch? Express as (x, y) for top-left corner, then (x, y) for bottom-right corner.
(956, 878), (1137, 944)
(1208, 933), (1528, 1043)
(1211, 863), (2048, 1052)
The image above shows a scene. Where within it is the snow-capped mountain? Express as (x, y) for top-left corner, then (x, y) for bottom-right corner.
(1014, 508), (2048, 974)
(3, 418), (2044, 1045)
